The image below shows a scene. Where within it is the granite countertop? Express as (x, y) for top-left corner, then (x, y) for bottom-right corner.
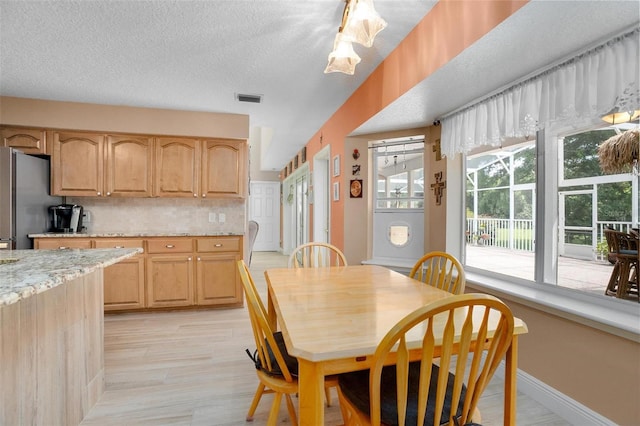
(0, 248), (142, 306)
(29, 232), (243, 238)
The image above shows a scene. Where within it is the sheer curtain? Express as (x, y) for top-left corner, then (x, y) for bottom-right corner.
(441, 28), (640, 158)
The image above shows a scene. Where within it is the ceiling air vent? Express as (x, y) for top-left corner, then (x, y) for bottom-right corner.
(236, 93), (262, 104)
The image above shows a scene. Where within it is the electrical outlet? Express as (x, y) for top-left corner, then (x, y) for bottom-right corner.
(219, 213), (226, 223)
(208, 212), (216, 223)
(83, 211), (91, 223)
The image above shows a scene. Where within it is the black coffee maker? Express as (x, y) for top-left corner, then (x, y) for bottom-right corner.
(48, 204), (84, 233)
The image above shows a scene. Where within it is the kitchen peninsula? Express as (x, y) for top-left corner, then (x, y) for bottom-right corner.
(0, 248), (141, 425)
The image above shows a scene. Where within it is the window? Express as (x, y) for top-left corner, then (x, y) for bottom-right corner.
(464, 122), (639, 303)
(374, 141), (424, 210)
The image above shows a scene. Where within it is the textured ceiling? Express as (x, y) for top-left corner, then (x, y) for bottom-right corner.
(1, 1), (638, 171)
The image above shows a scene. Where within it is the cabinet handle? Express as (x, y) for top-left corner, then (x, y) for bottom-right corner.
(165, 244), (175, 248)
(114, 246), (123, 248)
(107, 192), (111, 196)
(58, 246), (67, 249)
(197, 257), (201, 261)
(202, 194), (206, 197)
(215, 244), (223, 247)
(188, 257), (192, 261)
(97, 192), (101, 196)
(193, 193), (197, 197)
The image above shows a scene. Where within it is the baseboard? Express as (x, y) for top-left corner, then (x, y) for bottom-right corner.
(495, 365), (616, 425)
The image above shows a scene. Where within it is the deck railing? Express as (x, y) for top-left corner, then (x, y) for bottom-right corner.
(466, 218), (635, 254)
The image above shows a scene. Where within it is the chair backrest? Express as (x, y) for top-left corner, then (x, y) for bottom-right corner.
(369, 294), (515, 426)
(288, 242), (347, 268)
(247, 220), (260, 265)
(605, 229), (638, 254)
(409, 251), (466, 294)
(237, 260), (295, 382)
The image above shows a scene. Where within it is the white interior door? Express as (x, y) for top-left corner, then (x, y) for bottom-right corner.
(249, 181), (281, 251)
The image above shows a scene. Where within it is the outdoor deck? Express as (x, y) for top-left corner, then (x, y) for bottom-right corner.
(466, 244), (616, 296)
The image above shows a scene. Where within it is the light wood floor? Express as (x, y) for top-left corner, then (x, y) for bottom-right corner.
(81, 252), (570, 425)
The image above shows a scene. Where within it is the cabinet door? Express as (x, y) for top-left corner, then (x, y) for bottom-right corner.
(196, 253), (242, 306)
(147, 255), (194, 307)
(155, 138), (200, 198)
(103, 256), (145, 311)
(1, 127), (47, 155)
(201, 139), (247, 198)
(105, 135), (154, 197)
(52, 132), (104, 196)
(34, 238), (93, 249)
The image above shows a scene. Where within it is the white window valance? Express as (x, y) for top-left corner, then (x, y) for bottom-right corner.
(441, 28), (640, 158)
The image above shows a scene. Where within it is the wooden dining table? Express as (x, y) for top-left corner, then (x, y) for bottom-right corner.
(264, 264), (528, 425)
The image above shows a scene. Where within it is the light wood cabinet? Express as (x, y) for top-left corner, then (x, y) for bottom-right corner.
(34, 238), (93, 249)
(52, 132), (105, 196)
(1, 126), (48, 155)
(146, 238), (195, 308)
(155, 137), (200, 198)
(201, 139), (247, 198)
(105, 135), (154, 197)
(95, 239), (145, 311)
(195, 236), (242, 305)
(33, 235), (243, 311)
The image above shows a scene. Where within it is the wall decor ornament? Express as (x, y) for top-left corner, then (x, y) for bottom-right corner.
(333, 155), (340, 177)
(301, 147), (307, 163)
(430, 171), (446, 205)
(333, 181), (340, 201)
(350, 179), (363, 198)
(352, 164), (361, 175)
(352, 148), (360, 160)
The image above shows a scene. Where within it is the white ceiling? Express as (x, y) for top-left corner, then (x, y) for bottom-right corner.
(1, 1), (638, 171)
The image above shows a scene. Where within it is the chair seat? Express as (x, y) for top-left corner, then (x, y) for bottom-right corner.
(250, 331), (299, 377)
(338, 361), (466, 426)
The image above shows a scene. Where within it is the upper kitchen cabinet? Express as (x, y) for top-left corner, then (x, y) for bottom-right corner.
(1, 126), (48, 155)
(155, 137), (200, 198)
(52, 132), (104, 196)
(105, 135), (154, 197)
(201, 139), (247, 198)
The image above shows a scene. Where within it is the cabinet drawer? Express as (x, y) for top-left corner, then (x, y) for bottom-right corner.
(196, 237), (241, 253)
(147, 239), (193, 253)
(36, 238), (93, 250)
(94, 239), (144, 251)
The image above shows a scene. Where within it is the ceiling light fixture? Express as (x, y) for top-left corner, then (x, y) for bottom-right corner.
(324, 0), (387, 75)
(601, 108), (640, 124)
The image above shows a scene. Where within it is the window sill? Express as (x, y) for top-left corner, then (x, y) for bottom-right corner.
(465, 270), (640, 341)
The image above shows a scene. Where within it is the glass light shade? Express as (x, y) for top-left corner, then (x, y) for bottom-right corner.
(324, 32), (361, 75)
(342, 0), (387, 48)
(601, 109), (640, 124)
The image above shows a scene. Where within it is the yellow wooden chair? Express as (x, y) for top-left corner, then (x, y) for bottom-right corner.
(237, 260), (299, 425)
(409, 251), (466, 295)
(336, 293), (515, 426)
(288, 242), (347, 268)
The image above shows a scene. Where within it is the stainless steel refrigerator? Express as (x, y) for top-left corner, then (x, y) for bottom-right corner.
(0, 147), (62, 249)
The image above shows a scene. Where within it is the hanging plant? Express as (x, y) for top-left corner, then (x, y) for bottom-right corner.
(597, 128), (639, 174)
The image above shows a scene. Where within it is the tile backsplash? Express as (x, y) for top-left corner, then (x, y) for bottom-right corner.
(68, 197), (246, 235)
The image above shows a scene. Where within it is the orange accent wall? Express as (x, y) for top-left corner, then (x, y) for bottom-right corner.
(303, 0), (528, 251)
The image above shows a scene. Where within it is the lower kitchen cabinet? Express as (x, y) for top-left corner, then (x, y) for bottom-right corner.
(103, 256), (145, 311)
(196, 253), (241, 306)
(95, 238), (145, 311)
(147, 254), (194, 308)
(33, 235), (243, 311)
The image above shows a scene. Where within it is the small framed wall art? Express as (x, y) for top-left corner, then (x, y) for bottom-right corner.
(333, 182), (340, 201)
(333, 155), (340, 177)
(350, 179), (362, 198)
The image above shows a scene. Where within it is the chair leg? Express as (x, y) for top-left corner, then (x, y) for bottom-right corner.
(605, 262), (621, 296)
(325, 383), (332, 407)
(246, 383), (266, 421)
(285, 393), (298, 426)
(267, 393), (283, 426)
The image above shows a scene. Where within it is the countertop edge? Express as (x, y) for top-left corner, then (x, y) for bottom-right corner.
(0, 248), (142, 307)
